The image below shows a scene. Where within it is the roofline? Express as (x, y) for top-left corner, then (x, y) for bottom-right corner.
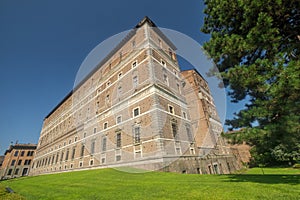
(4, 144), (37, 155)
(181, 68), (208, 83)
(45, 91), (73, 119)
(44, 16), (177, 120)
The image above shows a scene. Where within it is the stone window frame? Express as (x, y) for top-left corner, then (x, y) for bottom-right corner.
(133, 107), (140, 118)
(102, 136), (107, 152)
(90, 139), (96, 155)
(168, 104), (174, 115)
(133, 125), (141, 144)
(182, 111), (187, 119)
(89, 159), (94, 166)
(116, 115), (122, 124)
(116, 131), (122, 148)
(103, 122), (108, 130)
(160, 59), (166, 67)
(133, 75), (139, 88)
(132, 60), (138, 68)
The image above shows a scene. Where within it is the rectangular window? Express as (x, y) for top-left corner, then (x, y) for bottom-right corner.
(133, 107), (140, 117)
(102, 137), (107, 152)
(186, 125), (193, 142)
(18, 160), (22, 165)
(190, 148), (195, 155)
(14, 168), (19, 175)
(103, 122), (108, 129)
(48, 157), (51, 165)
(7, 169), (12, 175)
(116, 132), (121, 148)
(60, 151), (64, 162)
(106, 94), (110, 103)
(183, 112), (187, 119)
(52, 155), (55, 164)
(80, 145), (85, 157)
(118, 72), (122, 79)
(55, 153), (59, 163)
(11, 160), (16, 166)
(132, 61), (138, 68)
(94, 128), (97, 134)
(91, 140), (95, 155)
(71, 148), (76, 160)
(14, 151), (19, 157)
(134, 127), (141, 144)
(133, 76), (138, 87)
(117, 86), (122, 97)
(65, 149), (69, 161)
(20, 151), (25, 156)
(161, 59), (166, 67)
(168, 105), (174, 114)
(90, 159), (94, 166)
(116, 116), (122, 124)
(171, 122), (178, 139)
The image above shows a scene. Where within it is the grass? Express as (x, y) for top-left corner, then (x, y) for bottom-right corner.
(0, 167), (299, 200)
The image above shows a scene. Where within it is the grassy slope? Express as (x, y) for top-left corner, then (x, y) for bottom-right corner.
(0, 168), (299, 200)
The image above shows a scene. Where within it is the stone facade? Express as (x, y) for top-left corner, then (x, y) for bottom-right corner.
(30, 17), (240, 175)
(0, 143), (36, 179)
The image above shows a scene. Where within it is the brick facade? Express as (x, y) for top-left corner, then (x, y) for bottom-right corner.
(30, 17), (240, 175)
(0, 144), (36, 179)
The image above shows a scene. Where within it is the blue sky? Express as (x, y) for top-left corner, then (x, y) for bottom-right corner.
(0, 0), (244, 155)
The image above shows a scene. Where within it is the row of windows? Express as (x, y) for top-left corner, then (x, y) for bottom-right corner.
(35, 127), (141, 169)
(13, 150), (34, 157)
(11, 159), (32, 166)
(42, 53), (176, 142)
(35, 120), (194, 170)
(6, 168), (29, 176)
(42, 104), (188, 156)
(42, 59), (143, 143)
(36, 154), (123, 172)
(99, 60), (140, 96)
(94, 105), (185, 136)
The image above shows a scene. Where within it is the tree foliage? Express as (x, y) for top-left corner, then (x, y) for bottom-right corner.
(202, 0), (300, 166)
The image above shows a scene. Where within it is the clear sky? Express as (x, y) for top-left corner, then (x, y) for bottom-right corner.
(0, 0), (244, 155)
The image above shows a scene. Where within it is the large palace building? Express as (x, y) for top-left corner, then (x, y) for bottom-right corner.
(30, 17), (240, 175)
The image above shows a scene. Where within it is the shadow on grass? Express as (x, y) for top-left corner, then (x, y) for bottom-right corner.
(226, 174), (300, 185)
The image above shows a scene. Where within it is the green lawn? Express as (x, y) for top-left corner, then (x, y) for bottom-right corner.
(0, 167), (299, 200)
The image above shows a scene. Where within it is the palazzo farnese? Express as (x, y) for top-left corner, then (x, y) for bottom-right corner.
(30, 17), (240, 175)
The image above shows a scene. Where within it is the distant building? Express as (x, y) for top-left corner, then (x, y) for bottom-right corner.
(0, 143), (37, 179)
(30, 17), (240, 175)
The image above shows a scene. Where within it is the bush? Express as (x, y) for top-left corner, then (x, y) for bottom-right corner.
(293, 163), (300, 169)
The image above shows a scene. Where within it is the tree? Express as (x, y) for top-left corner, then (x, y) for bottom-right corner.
(201, 0), (300, 166)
